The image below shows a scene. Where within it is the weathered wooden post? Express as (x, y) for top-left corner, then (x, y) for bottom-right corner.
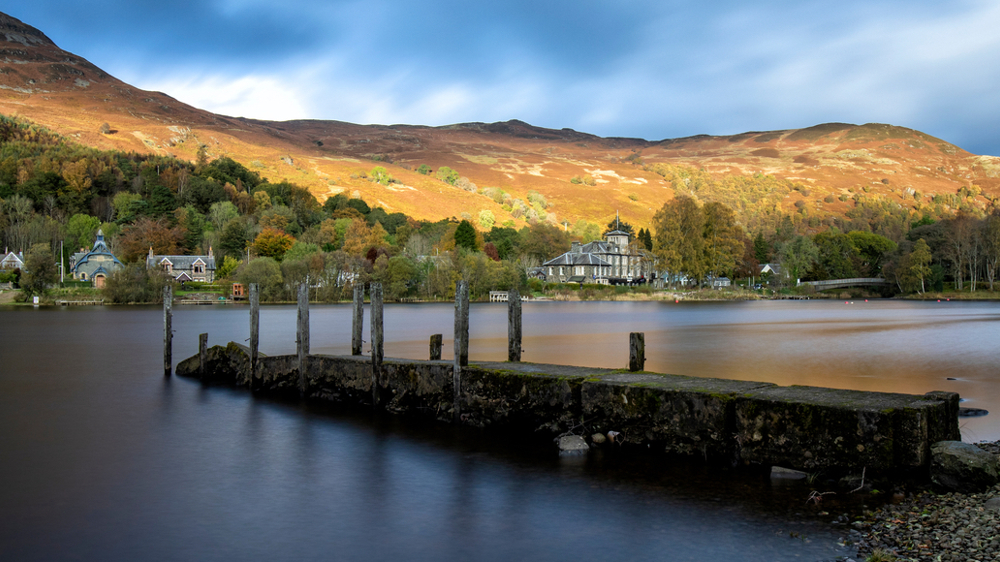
(198, 333), (208, 379)
(249, 283), (259, 389)
(352, 284), (363, 356)
(370, 282), (384, 405)
(508, 288), (521, 362)
(163, 285), (172, 377)
(429, 334), (443, 360)
(297, 282), (310, 395)
(453, 280), (469, 422)
(629, 332), (645, 372)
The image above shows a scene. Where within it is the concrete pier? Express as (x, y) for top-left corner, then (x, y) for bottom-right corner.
(177, 344), (960, 475)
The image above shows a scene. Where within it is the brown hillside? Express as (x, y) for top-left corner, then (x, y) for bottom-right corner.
(1, 11), (998, 232)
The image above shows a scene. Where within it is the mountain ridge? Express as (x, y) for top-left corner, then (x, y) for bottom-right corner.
(0, 10), (997, 233)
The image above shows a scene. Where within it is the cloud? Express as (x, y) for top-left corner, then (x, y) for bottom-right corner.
(11, 0), (1000, 153)
(140, 73), (312, 120)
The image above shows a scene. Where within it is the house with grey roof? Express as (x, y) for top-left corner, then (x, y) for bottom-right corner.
(70, 230), (123, 288)
(541, 228), (652, 284)
(146, 248), (216, 283)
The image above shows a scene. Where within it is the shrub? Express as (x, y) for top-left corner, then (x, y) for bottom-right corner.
(104, 264), (171, 304)
(436, 166), (459, 185)
(238, 257), (284, 301)
(370, 166), (393, 185)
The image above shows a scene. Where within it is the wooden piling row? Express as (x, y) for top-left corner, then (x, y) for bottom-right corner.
(184, 283), (647, 420)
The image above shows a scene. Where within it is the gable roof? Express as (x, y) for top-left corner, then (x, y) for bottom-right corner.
(147, 254), (216, 271)
(0, 250), (24, 269)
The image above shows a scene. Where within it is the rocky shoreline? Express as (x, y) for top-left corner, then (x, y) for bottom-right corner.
(842, 442), (1000, 562)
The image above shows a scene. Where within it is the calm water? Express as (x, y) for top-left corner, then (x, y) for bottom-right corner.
(1, 300), (996, 561)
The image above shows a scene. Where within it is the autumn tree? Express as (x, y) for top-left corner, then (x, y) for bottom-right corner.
(484, 242), (500, 262)
(117, 218), (185, 262)
(651, 195), (706, 284)
(252, 227), (295, 260)
(341, 219), (387, 258)
(518, 222), (570, 262)
(702, 202), (745, 278)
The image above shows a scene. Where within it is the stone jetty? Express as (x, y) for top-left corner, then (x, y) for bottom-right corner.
(176, 342), (960, 476)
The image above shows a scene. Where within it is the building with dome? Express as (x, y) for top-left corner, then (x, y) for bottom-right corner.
(70, 230), (124, 288)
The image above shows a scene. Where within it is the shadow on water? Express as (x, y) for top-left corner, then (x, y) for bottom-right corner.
(221, 383), (868, 561)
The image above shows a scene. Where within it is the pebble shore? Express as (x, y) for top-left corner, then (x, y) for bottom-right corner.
(843, 442), (1000, 562)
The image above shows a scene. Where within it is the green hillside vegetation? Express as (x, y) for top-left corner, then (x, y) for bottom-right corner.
(0, 114), (573, 303)
(2, 112), (997, 302)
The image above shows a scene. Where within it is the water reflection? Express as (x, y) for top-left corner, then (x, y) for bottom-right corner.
(2, 301), (996, 561)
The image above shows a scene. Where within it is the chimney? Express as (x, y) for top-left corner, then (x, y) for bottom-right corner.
(571, 241), (581, 253)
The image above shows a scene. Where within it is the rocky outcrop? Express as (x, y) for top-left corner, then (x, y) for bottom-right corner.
(930, 441), (999, 493)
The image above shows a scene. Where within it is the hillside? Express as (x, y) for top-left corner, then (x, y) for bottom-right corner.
(1, 11), (998, 233)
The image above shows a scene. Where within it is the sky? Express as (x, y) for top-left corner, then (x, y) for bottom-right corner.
(7, 1), (1000, 155)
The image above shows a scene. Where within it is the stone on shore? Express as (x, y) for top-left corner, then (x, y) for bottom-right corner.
(930, 440), (999, 493)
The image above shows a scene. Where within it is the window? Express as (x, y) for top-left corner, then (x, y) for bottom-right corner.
(194, 264), (204, 273)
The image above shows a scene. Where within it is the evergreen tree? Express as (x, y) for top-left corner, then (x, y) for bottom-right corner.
(753, 233), (769, 263)
(455, 220), (478, 251)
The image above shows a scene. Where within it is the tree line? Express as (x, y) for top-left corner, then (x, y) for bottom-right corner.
(0, 114), (581, 303)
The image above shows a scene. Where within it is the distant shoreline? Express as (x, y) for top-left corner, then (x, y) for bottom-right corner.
(6, 287), (1000, 307)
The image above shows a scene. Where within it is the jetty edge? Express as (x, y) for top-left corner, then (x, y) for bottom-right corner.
(177, 342), (960, 476)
